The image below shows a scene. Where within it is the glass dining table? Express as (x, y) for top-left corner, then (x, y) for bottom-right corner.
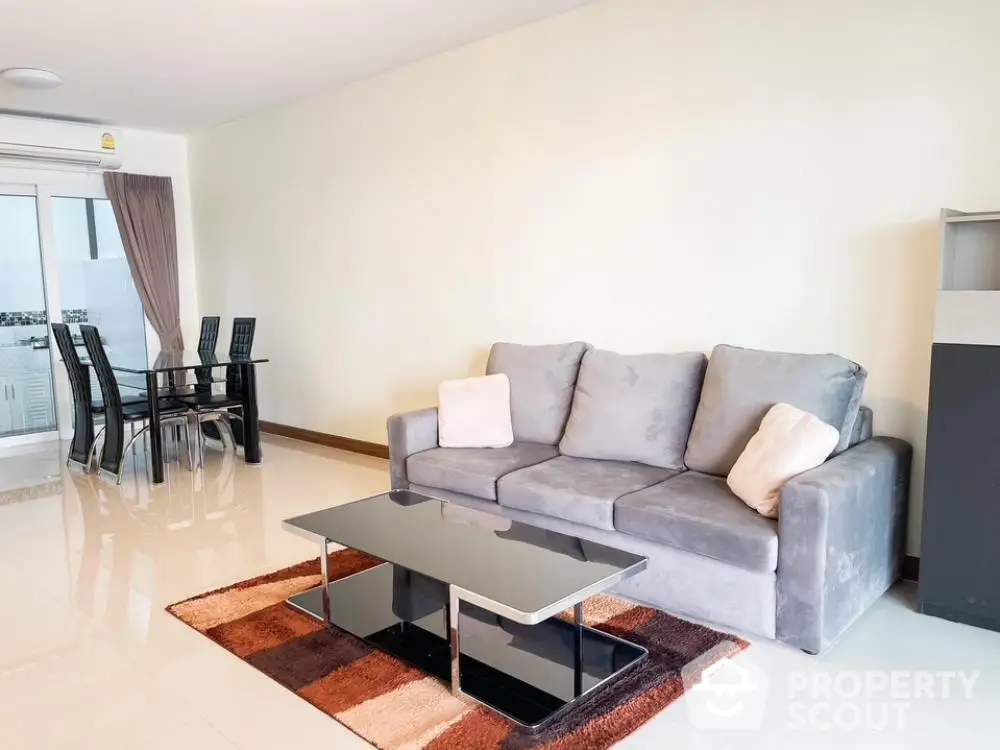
(85, 350), (269, 485)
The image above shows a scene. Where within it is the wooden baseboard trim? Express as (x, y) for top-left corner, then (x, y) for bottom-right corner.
(902, 555), (920, 582)
(260, 421), (390, 460)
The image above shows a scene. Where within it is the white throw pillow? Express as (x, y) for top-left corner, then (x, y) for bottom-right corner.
(437, 374), (514, 449)
(727, 403), (839, 518)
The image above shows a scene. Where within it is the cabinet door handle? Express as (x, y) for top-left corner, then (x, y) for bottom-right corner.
(3, 385), (7, 401)
(10, 384), (14, 400)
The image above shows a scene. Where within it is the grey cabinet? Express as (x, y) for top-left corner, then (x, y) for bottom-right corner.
(919, 343), (1000, 631)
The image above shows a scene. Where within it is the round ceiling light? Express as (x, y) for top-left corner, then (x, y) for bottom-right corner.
(1, 68), (63, 90)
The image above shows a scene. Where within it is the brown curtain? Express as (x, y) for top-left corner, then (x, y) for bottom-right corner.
(104, 172), (184, 349)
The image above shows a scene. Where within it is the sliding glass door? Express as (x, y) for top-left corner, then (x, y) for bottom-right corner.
(0, 180), (147, 447)
(51, 195), (147, 400)
(0, 187), (56, 439)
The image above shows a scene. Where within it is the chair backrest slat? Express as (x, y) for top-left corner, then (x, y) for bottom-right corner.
(194, 316), (221, 393)
(229, 317), (256, 358)
(52, 323), (91, 409)
(80, 325), (127, 473)
(198, 316), (221, 354)
(80, 325), (121, 414)
(227, 317), (256, 396)
(52, 323), (94, 464)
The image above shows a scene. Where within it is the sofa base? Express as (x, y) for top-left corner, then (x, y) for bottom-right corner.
(410, 483), (777, 640)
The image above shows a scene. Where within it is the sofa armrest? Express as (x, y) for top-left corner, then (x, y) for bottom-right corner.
(776, 437), (912, 654)
(387, 408), (438, 489)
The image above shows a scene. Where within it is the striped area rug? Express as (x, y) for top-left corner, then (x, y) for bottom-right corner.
(168, 549), (748, 749)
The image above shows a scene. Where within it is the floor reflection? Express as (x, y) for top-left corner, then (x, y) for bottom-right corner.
(68, 449), (265, 645)
(0, 435), (396, 748)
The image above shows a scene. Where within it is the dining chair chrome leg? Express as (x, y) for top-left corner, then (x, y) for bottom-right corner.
(118, 423), (152, 484)
(225, 413), (250, 459)
(88, 425), (106, 472)
(217, 417), (238, 454)
(185, 417), (197, 472)
(129, 420), (138, 478)
(164, 424), (178, 464)
(198, 418), (206, 469)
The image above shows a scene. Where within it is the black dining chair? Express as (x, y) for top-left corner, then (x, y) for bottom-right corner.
(226, 318), (256, 416)
(164, 315), (223, 400)
(52, 323), (148, 470)
(198, 316), (221, 353)
(229, 317), (256, 356)
(163, 315), (221, 394)
(51, 323), (96, 468)
(183, 317), (256, 454)
(80, 325), (191, 484)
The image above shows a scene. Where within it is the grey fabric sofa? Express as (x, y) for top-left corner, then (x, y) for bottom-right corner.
(387, 343), (912, 654)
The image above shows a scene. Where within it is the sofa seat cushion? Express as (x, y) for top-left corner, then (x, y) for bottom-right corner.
(498, 456), (677, 531)
(615, 472), (779, 572)
(406, 443), (559, 501)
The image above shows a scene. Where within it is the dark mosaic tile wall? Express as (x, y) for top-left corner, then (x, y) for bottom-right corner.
(0, 309), (89, 327)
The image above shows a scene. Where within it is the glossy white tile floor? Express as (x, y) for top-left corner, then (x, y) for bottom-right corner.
(0, 436), (995, 748)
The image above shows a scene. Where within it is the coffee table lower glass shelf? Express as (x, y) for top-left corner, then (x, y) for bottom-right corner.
(287, 562), (647, 729)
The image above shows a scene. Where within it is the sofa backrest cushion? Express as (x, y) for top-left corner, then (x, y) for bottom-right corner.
(559, 349), (707, 470)
(486, 341), (590, 445)
(683, 344), (867, 476)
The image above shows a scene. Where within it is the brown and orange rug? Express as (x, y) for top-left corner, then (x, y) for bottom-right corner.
(167, 549), (748, 749)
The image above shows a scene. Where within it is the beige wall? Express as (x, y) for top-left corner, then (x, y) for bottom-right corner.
(189, 0), (1000, 553)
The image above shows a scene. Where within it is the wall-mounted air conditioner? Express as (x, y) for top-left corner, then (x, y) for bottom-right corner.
(0, 115), (123, 170)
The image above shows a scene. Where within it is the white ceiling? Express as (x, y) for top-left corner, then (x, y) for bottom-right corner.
(0, 0), (596, 133)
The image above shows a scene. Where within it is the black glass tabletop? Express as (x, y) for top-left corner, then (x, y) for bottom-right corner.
(80, 349), (269, 374)
(283, 491), (647, 622)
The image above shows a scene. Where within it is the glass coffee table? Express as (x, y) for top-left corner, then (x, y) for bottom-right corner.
(282, 490), (648, 729)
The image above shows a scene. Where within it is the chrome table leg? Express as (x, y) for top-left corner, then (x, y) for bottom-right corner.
(574, 602), (584, 697)
(319, 537), (331, 626)
(449, 586), (461, 697)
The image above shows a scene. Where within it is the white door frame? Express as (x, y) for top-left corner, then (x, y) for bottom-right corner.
(40, 178), (108, 441)
(0, 182), (59, 448)
(0, 174), (118, 448)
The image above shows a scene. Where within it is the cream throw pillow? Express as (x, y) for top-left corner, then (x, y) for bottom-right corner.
(727, 403), (839, 518)
(437, 374), (514, 448)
